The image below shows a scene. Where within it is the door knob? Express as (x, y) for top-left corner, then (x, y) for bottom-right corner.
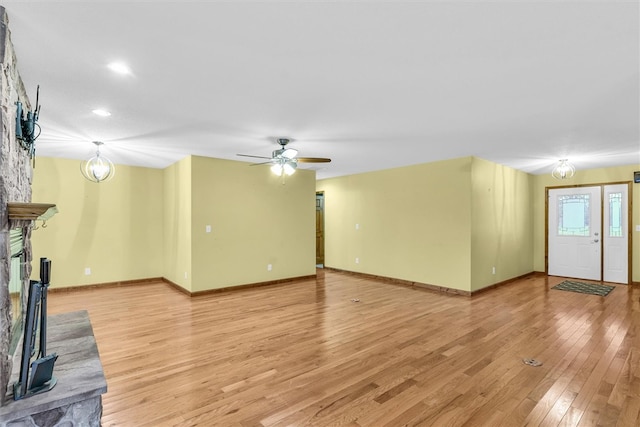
(592, 239), (599, 243)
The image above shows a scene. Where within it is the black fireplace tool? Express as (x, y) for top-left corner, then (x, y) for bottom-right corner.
(13, 258), (58, 400)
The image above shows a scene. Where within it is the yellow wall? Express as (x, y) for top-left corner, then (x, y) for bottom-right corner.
(317, 157), (474, 292)
(32, 155), (316, 291)
(532, 164), (640, 282)
(31, 157), (164, 287)
(190, 156), (316, 291)
(470, 158), (533, 291)
(162, 156), (192, 291)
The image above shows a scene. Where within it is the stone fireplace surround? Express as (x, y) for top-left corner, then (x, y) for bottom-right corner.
(0, 7), (107, 426)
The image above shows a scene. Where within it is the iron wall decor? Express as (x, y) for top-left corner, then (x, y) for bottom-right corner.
(16, 85), (42, 163)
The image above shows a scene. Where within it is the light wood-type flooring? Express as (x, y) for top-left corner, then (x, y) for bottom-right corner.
(47, 270), (640, 426)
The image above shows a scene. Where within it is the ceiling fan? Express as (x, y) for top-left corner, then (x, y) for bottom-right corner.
(237, 138), (331, 176)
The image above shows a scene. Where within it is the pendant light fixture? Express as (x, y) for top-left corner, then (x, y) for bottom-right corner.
(80, 141), (115, 183)
(551, 159), (575, 180)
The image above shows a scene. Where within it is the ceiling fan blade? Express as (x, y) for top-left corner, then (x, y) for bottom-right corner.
(249, 161), (274, 166)
(297, 157), (332, 163)
(237, 154), (272, 160)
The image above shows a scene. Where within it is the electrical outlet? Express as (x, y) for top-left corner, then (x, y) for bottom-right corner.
(355, 223), (360, 230)
(184, 272), (188, 279)
(636, 225), (640, 232)
(355, 257), (360, 264)
(267, 264), (272, 271)
(492, 266), (496, 275)
(205, 225), (211, 233)
(84, 267), (91, 275)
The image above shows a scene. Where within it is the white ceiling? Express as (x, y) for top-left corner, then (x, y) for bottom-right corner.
(3, 1), (639, 180)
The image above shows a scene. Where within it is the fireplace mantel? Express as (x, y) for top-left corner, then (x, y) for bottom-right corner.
(7, 203), (57, 221)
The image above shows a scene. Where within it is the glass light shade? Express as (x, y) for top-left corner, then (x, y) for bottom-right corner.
(81, 142), (115, 183)
(552, 159), (575, 180)
(270, 163), (283, 176)
(283, 162), (297, 176)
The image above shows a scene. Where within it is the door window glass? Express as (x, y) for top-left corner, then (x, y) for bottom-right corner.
(608, 192), (623, 237)
(558, 194), (590, 236)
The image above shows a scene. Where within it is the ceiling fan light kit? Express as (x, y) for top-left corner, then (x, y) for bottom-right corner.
(271, 160), (297, 176)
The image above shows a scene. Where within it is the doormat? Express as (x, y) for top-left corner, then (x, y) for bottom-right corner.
(552, 280), (615, 297)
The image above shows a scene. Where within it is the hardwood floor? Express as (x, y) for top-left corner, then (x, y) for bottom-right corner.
(47, 271), (640, 426)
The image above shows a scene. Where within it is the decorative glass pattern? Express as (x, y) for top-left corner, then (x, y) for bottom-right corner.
(609, 192), (622, 237)
(558, 194), (590, 236)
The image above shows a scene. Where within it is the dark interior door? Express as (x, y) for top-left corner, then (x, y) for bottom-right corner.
(316, 193), (324, 265)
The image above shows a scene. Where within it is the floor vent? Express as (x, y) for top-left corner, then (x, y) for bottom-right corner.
(523, 358), (543, 367)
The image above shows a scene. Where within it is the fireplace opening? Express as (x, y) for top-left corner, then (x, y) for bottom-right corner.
(8, 228), (26, 356)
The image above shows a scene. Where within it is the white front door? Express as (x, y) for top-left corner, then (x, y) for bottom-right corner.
(548, 186), (602, 280)
(603, 184), (629, 283)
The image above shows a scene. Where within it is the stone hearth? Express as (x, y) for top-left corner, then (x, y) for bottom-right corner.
(0, 311), (107, 426)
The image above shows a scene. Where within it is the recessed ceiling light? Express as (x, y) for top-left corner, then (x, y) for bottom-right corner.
(92, 109), (111, 117)
(107, 62), (131, 75)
